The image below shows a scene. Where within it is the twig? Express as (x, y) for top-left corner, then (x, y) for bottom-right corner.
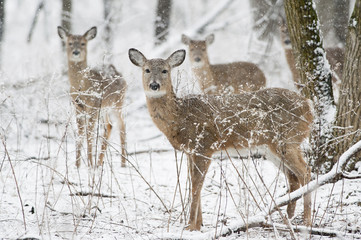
(106, 142), (170, 213)
(1, 138), (27, 231)
(128, 148), (172, 156)
(341, 172), (361, 179)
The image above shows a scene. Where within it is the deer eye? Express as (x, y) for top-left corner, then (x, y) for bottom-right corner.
(81, 43), (85, 46)
(162, 70), (168, 74)
(145, 69), (150, 73)
(69, 42), (73, 46)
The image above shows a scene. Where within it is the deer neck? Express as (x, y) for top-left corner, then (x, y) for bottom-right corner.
(191, 57), (214, 92)
(145, 90), (180, 139)
(67, 60), (88, 91)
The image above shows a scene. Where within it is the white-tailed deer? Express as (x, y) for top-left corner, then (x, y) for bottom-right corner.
(58, 26), (127, 168)
(129, 48), (313, 231)
(280, 23), (344, 94)
(181, 34), (266, 94)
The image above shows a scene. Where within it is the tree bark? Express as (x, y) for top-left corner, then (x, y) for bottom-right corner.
(335, 0), (361, 169)
(284, 0), (336, 170)
(154, 0), (172, 46)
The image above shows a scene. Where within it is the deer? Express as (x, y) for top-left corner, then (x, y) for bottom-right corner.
(58, 26), (127, 168)
(181, 34), (266, 94)
(279, 23), (344, 99)
(128, 48), (313, 231)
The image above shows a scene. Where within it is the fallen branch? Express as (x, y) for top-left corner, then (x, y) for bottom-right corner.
(70, 192), (117, 198)
(214, 139), (361, 239)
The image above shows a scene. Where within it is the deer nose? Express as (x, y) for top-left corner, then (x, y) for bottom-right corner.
(149, 82), (160, 91)
(194, 57), (201, 62)
(73, 50), (80, 56)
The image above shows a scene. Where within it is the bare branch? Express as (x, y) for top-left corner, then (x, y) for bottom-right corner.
(153, 0), (235, 56)
(27, 0), (45, 43)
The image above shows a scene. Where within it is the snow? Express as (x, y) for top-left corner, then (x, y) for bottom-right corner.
(1, 0), (361, 239)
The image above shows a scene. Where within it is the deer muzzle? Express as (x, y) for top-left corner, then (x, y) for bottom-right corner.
(149, 82), (160, 91)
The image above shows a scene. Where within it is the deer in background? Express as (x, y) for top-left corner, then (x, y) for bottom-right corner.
(280, 23), (344, 99)
(58, 26), (127, 168)
(181, 34), (266, 94)
(129, 48), (313, 231)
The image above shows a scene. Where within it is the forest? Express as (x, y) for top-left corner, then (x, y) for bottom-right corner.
(0, 0), (360, 239)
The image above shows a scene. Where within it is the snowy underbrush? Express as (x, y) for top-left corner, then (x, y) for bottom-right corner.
(1, 73), (360, 240)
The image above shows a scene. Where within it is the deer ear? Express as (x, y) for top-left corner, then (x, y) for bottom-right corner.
(206, 34), (215, 45)
(181, 34), (190, 45)
(167, 49), (186, 68)
(129, 48), (147, 67)
(57, 26), (68, 40)
(84, 26), (97, 40)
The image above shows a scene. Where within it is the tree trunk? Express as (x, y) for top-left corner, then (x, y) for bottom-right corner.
(61, 0), (72, 32)
(284, 0), (336, 170)
(103, 0), (114, 62)
(335, 0), (361, 170)
(0, 0), (5, 68)
(154, 0), (172, 46)
(61, 0), (72, 49)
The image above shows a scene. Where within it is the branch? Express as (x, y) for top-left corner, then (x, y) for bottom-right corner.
(185, 0), (235, 36)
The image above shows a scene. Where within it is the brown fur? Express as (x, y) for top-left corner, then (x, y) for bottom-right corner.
(129, 48), (313, 231)
(58, 26), (127, 167)
(182, 34), (266, 94)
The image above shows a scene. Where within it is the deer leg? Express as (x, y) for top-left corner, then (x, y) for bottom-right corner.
(118, 111), (127, 167)
(296, 151), (312, 226)
(75, 113), (86, 168)
(98, 113), (112, 166)
(285, 170), (300, 219)
(85, 115), (96, 167)
(284, 148), (312, 226)
(186, 154), (211, 231)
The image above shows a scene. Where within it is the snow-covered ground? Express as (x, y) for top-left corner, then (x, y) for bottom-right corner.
(1, 0), (360, 239)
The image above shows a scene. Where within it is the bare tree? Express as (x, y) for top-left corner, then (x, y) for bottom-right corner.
(154, 0), (172, 46)
(249, 0), (282, 41)
(335, 0), (361, 169)
(284, 0), (335, 169)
